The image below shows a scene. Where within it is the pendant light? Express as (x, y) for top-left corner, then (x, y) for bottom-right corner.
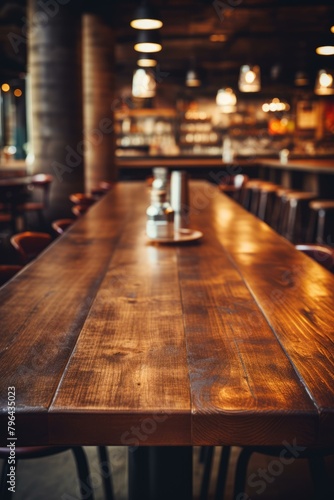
(216, 88), (237, 113)
(314, 69), (334, 95)
(238, 65), (261, 92)
(316, 32), (334, 55)
(132, 68), (156, 98)
(130, 1), (163, 30)
(185, 69), (201, 87)
(134, 30), (162, 53)
(294, 71), (309, 87)
(137, 53), (157, 68)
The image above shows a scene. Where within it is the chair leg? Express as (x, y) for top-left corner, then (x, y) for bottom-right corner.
(214, 446), (231, 500)
(199, 446), (214, 500)
(71, 447), (95, 500)
(97, 446), (115, 500)
(308, 455), (334, 500)
(233, 447), (253, 500)
(0, 458), (15, 500)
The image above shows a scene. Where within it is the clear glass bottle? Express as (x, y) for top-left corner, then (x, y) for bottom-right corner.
(146, 188), (174, 239)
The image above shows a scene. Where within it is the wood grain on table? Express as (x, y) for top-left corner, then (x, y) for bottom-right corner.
(0, 181), (333, 447)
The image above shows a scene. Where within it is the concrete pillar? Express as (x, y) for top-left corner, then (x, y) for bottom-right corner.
(83, 14), (117, 193)
(28, 0), (84, 220)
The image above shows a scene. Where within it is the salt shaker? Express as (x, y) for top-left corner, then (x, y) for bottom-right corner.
(146, 187), (174, 239)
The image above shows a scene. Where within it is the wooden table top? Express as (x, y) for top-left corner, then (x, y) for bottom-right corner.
(116, 156), (258, 169)
(0, 181), (333, 448)
(258, 158), (334, 174)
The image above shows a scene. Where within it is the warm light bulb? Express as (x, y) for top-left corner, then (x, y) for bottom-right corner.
(14, 89), (22, 97)
(316, 45), (334, 56)
(131, 18), (162, 30)
(134, 42), (162, 53)
(319, 72), (333, 87)
(331, 26), (334, 33)
(245, 70), (256, 84)
(1, 83), (10, 92)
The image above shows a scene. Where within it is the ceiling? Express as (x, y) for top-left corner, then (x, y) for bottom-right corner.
(1, 0), (334, 95)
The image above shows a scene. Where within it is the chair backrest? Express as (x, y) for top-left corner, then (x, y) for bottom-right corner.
(52, 219), (74, 235)
(72, 205), (89, 217)
(234, 174), (249, 188)
(99, 181), (115, 191)
(10, 231), (52, 264)
(295, 244), (334, 272)
(69, 193), (96, 206)
(30, 174), (53, 208)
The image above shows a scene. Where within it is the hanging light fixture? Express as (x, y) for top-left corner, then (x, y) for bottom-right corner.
(314, 69), (334, 95)
(316, 30), (334, 55)
(132, 68), (156, 98)
(185, 69), (201, 87)
(238, 65), (261, 92)
(130, 1), (163, 30)
(137, 53), (157, 68)
(294, 71), (309, 87)
(134, 30), (162, 53)
(216, 88), (237, 113)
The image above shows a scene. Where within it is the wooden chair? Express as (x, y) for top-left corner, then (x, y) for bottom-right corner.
(99, 181), (115, 192)
(69, 193), (96, 206)
(52, 218), (74, 235)
(280, 191), (317, 244)
(200, 445), (334, 500)
(308, 200), (334, 245)
(240, 180), (275, 213)
(295, 244), (334, 272)
(10, 231), (52, 264)
(0, 265), (23, 287)
(270, 188), (294, 233)
(0, 446), (114, 500)
(72, 205), (90, 217)
(17, 174), (53, 229)
(256, 183), (279, 223)
(218, 174), (249, 202)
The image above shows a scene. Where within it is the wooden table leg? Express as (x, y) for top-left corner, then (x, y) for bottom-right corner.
(149, 446), (193, 500)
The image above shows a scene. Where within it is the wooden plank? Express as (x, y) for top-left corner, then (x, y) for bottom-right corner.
(174, 187), (317, 446)
(0, 184), (137, 445)
(50, 184), (191, 445)
(206, 185), (334, 445)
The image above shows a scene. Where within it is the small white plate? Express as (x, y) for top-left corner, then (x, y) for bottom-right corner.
(147, 228), (203, 244)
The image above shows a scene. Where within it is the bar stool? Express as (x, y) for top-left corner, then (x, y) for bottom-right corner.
(72, 205), (90, 217)
(295, 244), (334, 272)
(0, 446), (114, 500)
(203, 445), (334, 500)
(17, 174), (53, 229)
(69, 193), (96, 206)
(91, 181), (115, 198)
(10, 231), (52, 264)
(218, 174), (249, 202)
(270, 188), (294, 233)
(257, 184), (279, 223)
(308, 200), (334, 245)
(281, 191), (317, 244)
(52, 218), (75, 235)
(241, 180), (276, 215)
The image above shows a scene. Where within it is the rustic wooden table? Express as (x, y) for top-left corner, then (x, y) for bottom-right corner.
(0, 181), (333, 499)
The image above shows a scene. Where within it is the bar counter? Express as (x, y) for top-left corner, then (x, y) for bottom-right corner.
(116, 156), (334, 197)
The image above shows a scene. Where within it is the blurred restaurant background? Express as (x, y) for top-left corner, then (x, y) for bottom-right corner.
(0, 0), (333, 242)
